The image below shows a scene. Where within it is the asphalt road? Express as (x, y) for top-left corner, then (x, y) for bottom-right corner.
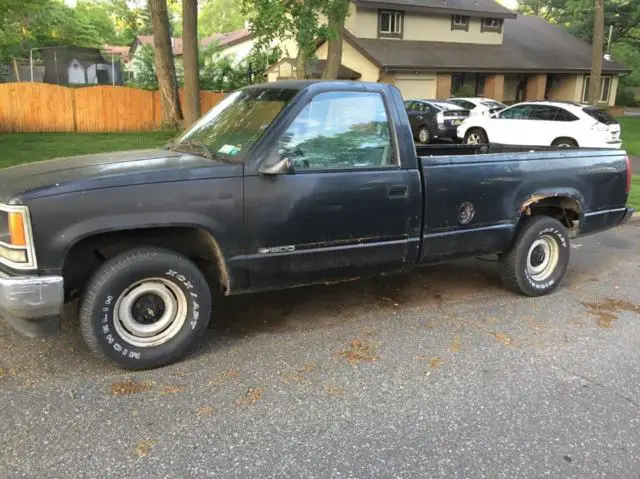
(2, 222), (640, 478)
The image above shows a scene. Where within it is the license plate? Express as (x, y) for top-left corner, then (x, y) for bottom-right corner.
(454, 119), (462, 125)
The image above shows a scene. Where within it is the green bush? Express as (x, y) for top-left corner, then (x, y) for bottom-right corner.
(616, 87), (638, 107)
(452, 84), (477, 98)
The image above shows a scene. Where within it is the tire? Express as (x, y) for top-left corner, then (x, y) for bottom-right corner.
(464, 128), (488, 145)
(499, 216), (570, 297)
(417, 126), (431, 144)
(552, 138), (578, 148)
(80, 247), (212, 370)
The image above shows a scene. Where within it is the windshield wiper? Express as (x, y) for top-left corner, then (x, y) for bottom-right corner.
(169, 139), (215, 159)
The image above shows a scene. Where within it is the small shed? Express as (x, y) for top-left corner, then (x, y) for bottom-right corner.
(43, 47), (123, 85)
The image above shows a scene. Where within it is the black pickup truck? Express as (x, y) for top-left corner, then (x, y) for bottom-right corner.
(0, 80), (633, 369)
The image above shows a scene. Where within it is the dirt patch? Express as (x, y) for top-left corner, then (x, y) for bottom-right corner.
(299, 361), (317, 373)
(582, 298), (640, 328)
(417, 356), (444, 368)
(160, 385), (185, 395)
(324, 383), (346, 397)
(133, 439), (157, 458)
(448, 336), (462, 353)
(236, 387), (265, 407)
(209, 369), (240, 388)
(111, 379), (154, 396)
(337, 338), (379, 365)
(490, 331), (520, 347)
(196, 405), (215, 418)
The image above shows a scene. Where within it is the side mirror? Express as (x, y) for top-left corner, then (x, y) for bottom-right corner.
(259, 156), (295, 175)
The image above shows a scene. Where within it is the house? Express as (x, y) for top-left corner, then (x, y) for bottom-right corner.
(129, 26), (254, 68)
(266, 0), (629, 106)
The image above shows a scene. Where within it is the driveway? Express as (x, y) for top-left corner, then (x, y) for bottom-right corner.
(2, 222), (640, 478)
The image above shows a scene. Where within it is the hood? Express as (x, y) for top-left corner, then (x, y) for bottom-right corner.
(0, 148), (243, 203)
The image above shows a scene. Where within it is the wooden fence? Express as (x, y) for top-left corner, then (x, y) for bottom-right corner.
(0, 83), (225, 133)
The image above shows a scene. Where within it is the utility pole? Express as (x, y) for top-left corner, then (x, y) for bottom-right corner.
(588, 0), (604, 105)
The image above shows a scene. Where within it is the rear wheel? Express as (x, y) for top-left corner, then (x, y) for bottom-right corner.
(499, 216), (570, 296)
(80, 247), (212, 370)
(552, 138), (578, 148)
(418, 126), (431, 144)
(464, 128), (488, 145)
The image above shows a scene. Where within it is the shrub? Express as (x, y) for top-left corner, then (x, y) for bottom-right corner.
(616, 87), (638, 107)
(452, 84), (476, 98)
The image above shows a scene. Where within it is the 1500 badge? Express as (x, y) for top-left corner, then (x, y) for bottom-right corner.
(258, 245), (296, 254)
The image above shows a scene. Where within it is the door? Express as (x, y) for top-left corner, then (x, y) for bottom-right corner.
(489, 104), (535, 144)
(244, 90), (416, 291)
(527, 105), (566, 145)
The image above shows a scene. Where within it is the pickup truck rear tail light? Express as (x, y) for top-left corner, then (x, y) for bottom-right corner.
(625, 155), (631, 194)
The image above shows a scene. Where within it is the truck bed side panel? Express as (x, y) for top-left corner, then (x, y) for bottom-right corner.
(418, 150), (628, 263)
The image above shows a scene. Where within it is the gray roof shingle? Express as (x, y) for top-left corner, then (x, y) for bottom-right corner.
(346, 15), (628, 73)
(354, 0), (517, 18)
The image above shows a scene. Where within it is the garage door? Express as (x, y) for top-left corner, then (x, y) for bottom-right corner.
(394, 77), (436, 100)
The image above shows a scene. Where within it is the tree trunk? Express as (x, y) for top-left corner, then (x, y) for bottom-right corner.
(322, 0), (349, 80)
(149, 0), (183, 129)
(295, 47), (307, 80)
(588, 0), (604, 105)
(182, 0), (200, 126)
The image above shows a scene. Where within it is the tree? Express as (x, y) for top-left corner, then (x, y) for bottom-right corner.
(242, 0), (326, 80)
(588, 0), (604, 105)
(321, 0), (350, 79)
(199, 0), (247, 36)
(183, 0), (200, 125)
(149, 0), (183, 128)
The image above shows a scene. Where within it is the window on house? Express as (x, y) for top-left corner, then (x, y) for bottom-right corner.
(481, 17), (503, 33)
(379, 10), (403, 38)
(451, 15), (469, 31)
(582, 76), (613, 103)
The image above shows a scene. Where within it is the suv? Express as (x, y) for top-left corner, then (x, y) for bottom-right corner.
(457, 101), (622, 148)
(448, 97), (506, 117)
(404, 99), (470, 143)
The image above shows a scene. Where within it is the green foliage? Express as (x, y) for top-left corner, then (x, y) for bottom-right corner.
(616, 87), (637, 107)
(452, 84), (476, 97)
(199, 0), (247, 36)
(128, 42), (280, 91)
(106, 0), (152, 44)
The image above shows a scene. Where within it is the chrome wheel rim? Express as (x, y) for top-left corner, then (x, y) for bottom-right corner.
(113, 278), (188, 348)
(467, 132), (482, 144)
(419, 129), (429, 143)
(526, 235), (560, 282)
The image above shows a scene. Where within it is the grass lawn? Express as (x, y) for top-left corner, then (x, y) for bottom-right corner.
(0, 131), (177, 169)
(628, 176), (640, 211)
(619, 117), (640, 157)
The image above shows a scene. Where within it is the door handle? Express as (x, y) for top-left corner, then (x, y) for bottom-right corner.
(388, 185), (409, 199)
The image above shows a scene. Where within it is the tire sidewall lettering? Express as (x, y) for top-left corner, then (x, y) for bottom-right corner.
(96, 268), (203, 363)
(524, 226), (569, 290)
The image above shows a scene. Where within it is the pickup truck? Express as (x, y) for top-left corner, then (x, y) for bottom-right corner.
(0, 80), (633, 370)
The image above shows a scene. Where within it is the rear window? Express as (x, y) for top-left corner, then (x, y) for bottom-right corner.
(432, 101), (464, 111)
(480, 100), (506, 109)
(583, 107), (618, 125)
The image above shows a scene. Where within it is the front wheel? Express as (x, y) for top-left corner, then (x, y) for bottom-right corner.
(417, 126), (431, 144)
(80, 248), (212, 370)
(464, 128), (488, 145)
(499, 216), (570, 296)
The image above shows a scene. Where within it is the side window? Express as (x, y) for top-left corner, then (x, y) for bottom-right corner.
(529, 106), (559, 121)
(278, 91), (395, 170)
(404, 101), (414, 111)
(500, 105), (532, 120)
(556, 108), (579, 122)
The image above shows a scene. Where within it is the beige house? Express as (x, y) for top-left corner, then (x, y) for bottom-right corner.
(266, 0), (629, 106)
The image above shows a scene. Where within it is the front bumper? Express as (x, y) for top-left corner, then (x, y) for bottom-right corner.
(435, 124), (461, 140)
(0, 273), (64, 337)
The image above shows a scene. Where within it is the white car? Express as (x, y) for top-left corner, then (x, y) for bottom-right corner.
(448, 97), (506, 116)
(457, 101), (622, 149)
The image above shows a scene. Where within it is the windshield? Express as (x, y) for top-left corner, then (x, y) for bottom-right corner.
(172, 87), (298, 161)
(431, 101), (464, 111)
(480, 100), (506, 109)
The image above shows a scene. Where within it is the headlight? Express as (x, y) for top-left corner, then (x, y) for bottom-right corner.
(0, 204), (36, 270)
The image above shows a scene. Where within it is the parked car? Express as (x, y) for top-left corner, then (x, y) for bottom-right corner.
(404, 99), (470, 143)
(0, 81), (632, 369)
(457, 101), (622, 148)
(448, 97), (507, 116)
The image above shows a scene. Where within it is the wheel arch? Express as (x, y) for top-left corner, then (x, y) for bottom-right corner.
(517, 190), (584, 235)
(552, 136), (579, 147)
(61, 225), (231, 296)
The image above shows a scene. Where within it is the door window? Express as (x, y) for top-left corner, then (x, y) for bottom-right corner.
(278, 91), (395, 170)
(528, 105), (560, 121)
(499, 105), (533, 120)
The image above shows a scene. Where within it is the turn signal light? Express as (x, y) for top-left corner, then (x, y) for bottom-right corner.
(8, 212), (27, 246)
